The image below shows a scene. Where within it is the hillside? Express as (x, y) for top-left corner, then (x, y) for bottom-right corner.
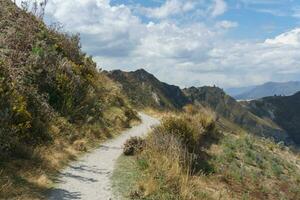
(108, 69), (293, 143)
(0, 1), (137, 199)
(247, 92), (300, 145)
(107, 69), (190, 110)
(183, 86), (290, 142)
(232, 81), (300, 100)
(2, 1), (300, 200)
(114, 109), (300, 200)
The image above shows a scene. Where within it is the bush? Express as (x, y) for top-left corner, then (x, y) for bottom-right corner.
(0, 0), (138, 156)
(135, 127), (212, 200)
(123, 137), (145, 156)
(156, 113), (217, 153)
(131, 112), (219, 199)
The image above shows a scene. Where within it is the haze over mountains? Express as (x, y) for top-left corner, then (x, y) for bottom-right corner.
(226, 81), (300, 100)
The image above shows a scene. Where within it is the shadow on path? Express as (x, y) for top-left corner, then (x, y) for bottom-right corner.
(48, 189), (81, 200)
(69, 164), (109, 175)
(57, 172), (98, 183)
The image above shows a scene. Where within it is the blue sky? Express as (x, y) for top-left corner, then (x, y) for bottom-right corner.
(109, 0), (300, 40)
(16, 0), (300, 88)
(222, 0), (300, 40)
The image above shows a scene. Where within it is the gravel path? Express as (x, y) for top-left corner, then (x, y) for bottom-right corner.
(48, 113), (159, 200)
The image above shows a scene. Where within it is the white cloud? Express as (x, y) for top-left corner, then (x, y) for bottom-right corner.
(215, 20), (238, 29)
(210, 0), (228, 17)
(140, 0), (197, 19)
(13, 0), (300, 88)
(45, 0), (144, 56)
(254, 8), (286, 17)
(265, 28), (300, 46)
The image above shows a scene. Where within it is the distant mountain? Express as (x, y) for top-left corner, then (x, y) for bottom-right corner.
(183, 86), (290, 142)
(225, 86), (255, 97)
(229, 81), (300, 100)
(108, 69), (291, 143)
(106, 69), (190, 109)
(247, 92), (300, 145)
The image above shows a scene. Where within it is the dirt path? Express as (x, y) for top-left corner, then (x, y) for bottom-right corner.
(48, 113), (159, 200)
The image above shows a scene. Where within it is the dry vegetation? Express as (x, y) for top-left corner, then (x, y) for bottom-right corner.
(117, 105), (300, 200)
(0, 1), (138, 199)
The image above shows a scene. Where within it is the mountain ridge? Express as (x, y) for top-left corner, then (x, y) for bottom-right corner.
(106, 68), (190, 110)
(108, 69), (293, 144)
(183, 86), (289, 142)
(247, 91), (300, 145)
(228, 81), (300, 100)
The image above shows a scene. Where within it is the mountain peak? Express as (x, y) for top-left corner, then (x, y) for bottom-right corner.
(134, 68), (148, 73)
(107, 69), (189, 109)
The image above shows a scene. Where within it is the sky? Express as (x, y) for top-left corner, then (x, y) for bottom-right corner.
(16, 0), (300, 88)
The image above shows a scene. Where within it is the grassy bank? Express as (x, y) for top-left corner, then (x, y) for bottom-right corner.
(0, 118), (140, 199)
(112, 155), (143, 200)
(113, 107), (300, 200)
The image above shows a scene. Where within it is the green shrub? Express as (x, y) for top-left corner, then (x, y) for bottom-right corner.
(0, 0), (138, 156)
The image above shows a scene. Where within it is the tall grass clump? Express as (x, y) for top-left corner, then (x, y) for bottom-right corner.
(132, 108), (219, 200)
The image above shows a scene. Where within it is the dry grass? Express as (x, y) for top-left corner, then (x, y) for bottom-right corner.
(205, 130), (300, 200)
(0, 117), (140, 199)
(141, 107), (174, 119)
(118, 106), (300, 200)
(128, 108), (219, 200)
(135, 134), (206, 200)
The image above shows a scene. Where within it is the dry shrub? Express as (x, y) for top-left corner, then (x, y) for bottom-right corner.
(123, 137), (145, 156)
(157, 112), (217, 153)
(134, 111), (219, 200)
(183, 104), (199, 115)
(135, 133), (209, 200)
(73, 140), (87, 152)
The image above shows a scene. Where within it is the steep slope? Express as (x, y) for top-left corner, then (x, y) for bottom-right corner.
(108, 68), (292, 143)
(234, 81), (300, 100)
(0, 0), (137, 155)
(107, 69), (190, 110)
(183, 87), (290, 142)
(247, 92), (300, 145)
(0, 1), (137, 199)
